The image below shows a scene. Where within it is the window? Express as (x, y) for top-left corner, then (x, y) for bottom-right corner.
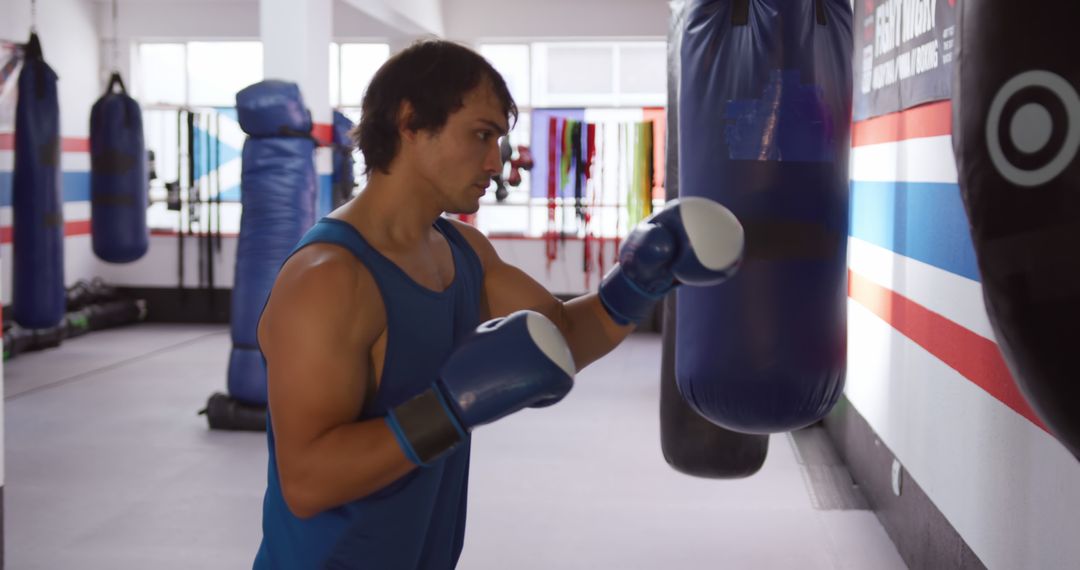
(530, 41), (666, 107)
(137, 41), (390, 232)
(332, 43), (392, 191)
(136, 43), (186, 106)
(187, 42), (263, 107)
(480, 44), (531, 107)
(338, 43), (391, 107)
(476, 41), (667, 238)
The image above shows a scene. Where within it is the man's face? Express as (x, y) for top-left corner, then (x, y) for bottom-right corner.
(413, 81), (509, 214)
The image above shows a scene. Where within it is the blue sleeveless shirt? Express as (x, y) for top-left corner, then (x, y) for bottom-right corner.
(254, 217), (484, 569)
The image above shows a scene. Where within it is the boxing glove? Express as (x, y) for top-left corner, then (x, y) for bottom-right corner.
(387, 310), (575, 466)
(599, 197), (744, 325)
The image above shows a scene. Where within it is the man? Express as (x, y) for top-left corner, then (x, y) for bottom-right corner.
(253, 40), (743, 569)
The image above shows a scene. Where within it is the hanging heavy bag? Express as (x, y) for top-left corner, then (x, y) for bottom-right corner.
(953, 2), (1080, 457)
(90, 71), (149, 263)
(12, 33), (65, 329)
(676, 0), (853, 433)
(660, 0), (768, 477)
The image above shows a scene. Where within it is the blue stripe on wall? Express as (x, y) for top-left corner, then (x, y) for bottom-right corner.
(318, 174), (332, 218)
(849, 180), (981, 282)
(0, 171), (92, 207)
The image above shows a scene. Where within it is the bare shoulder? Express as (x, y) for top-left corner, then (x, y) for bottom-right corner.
(446, 217), (498, 269)
(259, 243), (385, 351)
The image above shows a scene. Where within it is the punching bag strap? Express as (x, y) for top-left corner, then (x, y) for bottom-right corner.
(103, 71), (137, 129)
(732, 0), (749, 25)
(105, 72), (127, 95)
(25, 32), (42, 59)
(815, 0), (827, 26)
(276, 126), (319, 144)
(24, 33), (47, 98)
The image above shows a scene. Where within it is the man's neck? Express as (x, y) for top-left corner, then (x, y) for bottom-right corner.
(338, 171), (443, 249)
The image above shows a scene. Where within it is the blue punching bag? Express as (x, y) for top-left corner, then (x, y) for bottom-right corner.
(12, 34), (65, 329)
(676, 0), (852, 433)
(227, 80), (317, 405)
(331, 110), (356, 209)
(90, 72), (149, 263)
(953, 3), (1080, 457)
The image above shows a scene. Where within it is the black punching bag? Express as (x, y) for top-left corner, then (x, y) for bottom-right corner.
(659, 0), (768, 478)
(953, 3), (1080, 457)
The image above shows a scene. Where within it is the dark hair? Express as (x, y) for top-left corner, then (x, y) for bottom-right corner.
(352, 40), (518, 175)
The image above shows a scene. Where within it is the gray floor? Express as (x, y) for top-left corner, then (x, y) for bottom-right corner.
(4, 324), (907, 569)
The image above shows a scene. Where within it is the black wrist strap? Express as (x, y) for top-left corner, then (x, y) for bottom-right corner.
(392, 388), (464, 465)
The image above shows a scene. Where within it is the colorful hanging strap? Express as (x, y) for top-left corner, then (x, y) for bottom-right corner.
(546, 117), (558, 271)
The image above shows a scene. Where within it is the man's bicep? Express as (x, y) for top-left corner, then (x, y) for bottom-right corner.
(482, 258), (564, 324)
(447, 218), (565, 324)
(262, 256), (377, 454)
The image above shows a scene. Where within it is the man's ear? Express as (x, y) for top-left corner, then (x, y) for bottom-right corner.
(398, 100), (418, 144)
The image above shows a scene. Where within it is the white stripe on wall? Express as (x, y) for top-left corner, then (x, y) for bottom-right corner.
(846, 300), (1080, 570)
(850, 135), (958, 184)
(0, 150), (91, 172)
(847, 236), (995, 341)
(0, 202), (93, 226)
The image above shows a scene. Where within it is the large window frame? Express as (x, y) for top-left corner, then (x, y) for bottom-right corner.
(475, 39), (667, 238)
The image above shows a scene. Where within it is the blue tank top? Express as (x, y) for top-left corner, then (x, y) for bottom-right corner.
(253, 217), (484, 569)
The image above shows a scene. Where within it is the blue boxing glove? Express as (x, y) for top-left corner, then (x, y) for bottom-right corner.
(599, 197), (744, 325)
(387, 310), (576, 466)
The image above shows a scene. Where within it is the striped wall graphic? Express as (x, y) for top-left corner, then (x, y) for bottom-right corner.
(0, 134), (93, 244)
(846, 100), (1080, 569)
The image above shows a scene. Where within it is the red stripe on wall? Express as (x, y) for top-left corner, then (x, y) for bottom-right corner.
(852, 101), (953, 147)
(0, 134), (90, 152)
(847, 269), (1048, 433)
(312, 123), (333, 147)
(0, 220), (91, 244)
(61, 138), (91, 153)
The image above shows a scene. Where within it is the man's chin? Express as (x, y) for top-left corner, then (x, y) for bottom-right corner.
(446, 202), (481, 216)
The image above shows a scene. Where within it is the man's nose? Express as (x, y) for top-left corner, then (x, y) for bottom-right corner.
(483, 140), (503, 175)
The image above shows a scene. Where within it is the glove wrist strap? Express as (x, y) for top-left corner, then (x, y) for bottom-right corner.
(387, 387), (465, 466)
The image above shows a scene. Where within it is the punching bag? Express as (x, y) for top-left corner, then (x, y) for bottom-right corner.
(953, 3), (1080, 457)
(660, 0), (768, 478)
(12, 33), (65, 329)
(227, 80), (317, 406)
(677, 0), (852, 433)
(90, 72), (148, 263)
(331, 110), (356, 209)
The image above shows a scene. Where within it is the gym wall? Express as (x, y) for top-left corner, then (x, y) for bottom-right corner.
(0, 0), (103, 305)
(839, 83), (1080, 570)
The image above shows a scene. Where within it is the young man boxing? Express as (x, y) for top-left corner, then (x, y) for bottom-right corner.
(253, 40), (743, 569)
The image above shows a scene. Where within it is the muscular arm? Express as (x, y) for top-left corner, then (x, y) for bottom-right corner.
(258, 246), (414, 519)
(450, 220), (634, 371)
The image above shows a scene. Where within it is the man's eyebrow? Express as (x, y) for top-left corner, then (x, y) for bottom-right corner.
(477, 119), (509, 136)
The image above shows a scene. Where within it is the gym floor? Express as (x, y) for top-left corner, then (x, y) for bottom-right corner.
(5, 324), (907, 569)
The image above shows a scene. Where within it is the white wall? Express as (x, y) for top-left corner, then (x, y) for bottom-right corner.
(846, 101), (1080, 569)
(99, 0), (392, 40)
(0, 0), (103, 308)
(443, 0), (668, 42)
(3, 0), (101, 138)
